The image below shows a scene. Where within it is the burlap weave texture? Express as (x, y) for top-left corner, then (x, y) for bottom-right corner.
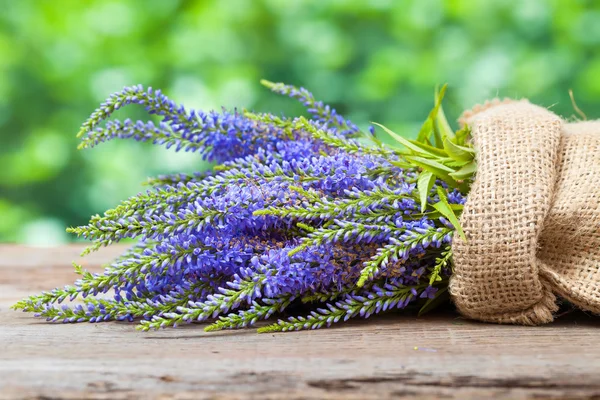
(450, 100), (600, 325)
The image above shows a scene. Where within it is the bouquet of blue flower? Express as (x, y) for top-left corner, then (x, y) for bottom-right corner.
(13, 81), (600, 331)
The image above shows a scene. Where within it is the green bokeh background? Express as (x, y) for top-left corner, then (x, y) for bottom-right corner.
(1, 0), (599, 244)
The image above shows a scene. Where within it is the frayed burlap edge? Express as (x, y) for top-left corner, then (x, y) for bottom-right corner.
(457, 98), (516, 127)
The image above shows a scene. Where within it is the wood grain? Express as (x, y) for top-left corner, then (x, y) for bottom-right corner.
(1, 245), (599, 400)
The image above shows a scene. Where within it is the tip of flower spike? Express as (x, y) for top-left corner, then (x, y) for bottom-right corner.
(356, 276), (369, 288)
(76, 142), (90, 150)
(136, 320), (159, 332)
(287, 245), (306, 258)
(72, 262), (83, 274)
(204, 323), (222, 333)
(257, 323), (284, 334)
(136, 323), (151, 332)
(76, 128), (87, 139)
(252, 209), (271, 216)
(260, 79), (276, 89)
(10, 300), (26, 311)
(74, 241), (103, 257)
(296, 222), (316, 233)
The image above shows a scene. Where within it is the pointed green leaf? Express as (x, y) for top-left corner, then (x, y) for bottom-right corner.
(433, 187), (466, 241)
(406, 156), (459, 188)
(408, 139), (448, 157)
(417, 171), (435, 212)
(431, 84), (448, 148)
(434, 84), (454, 140)
(435, 103), (455, 141)
(372, 122), (440, 158)
(454, 126), (471, 146)
(449, 160), (477, 180)
(403, 204), (464, 221)
(443, 137), (475, 162)
(390, 160), (414, 169)
(416, 84), (451, 147)
(416, 118), (434, 144)
(405, 156), (454, 173)
(442, 159), (471, 168)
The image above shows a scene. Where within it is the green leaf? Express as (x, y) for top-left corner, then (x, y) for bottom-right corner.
(449, 161), (477, 180)
(416, 118), (434, 144)
(434, 85), (454, 141)
(408, 139), (448, 157)
(372, 122), (441, 158)
(429, 85), (448, 148)
(418, 287), (449, 317)
(432, 187), (466, 241)
(435, 159), (468, 169)
(409, 203), (464, 219)
(405, 156), (454, 173)
(417, 171), (435, 212)
(405, 155), (459, 188)
(443, 137), (475, 162)
(403, 209), (464, 222)
(416, 84), (451, 148)
(390, 160), (414, 169)
(454, 126), (471, 146)
(411, 202), (463, 214)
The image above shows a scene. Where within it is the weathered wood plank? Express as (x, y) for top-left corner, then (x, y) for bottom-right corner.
(1, 245), (599, 399)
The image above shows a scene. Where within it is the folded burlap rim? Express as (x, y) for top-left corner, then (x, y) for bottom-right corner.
(450, 99), (600, 325)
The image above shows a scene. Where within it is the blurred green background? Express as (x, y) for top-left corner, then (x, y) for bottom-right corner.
(1, 0), (599, 245)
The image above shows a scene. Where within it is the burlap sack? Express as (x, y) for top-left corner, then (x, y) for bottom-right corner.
(450, 99), (600, 325)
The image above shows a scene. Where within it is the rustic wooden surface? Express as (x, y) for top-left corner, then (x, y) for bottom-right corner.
(1, 245), (599, 400)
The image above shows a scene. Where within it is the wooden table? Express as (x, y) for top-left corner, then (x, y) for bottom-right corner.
(1, 245), (599, 399)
